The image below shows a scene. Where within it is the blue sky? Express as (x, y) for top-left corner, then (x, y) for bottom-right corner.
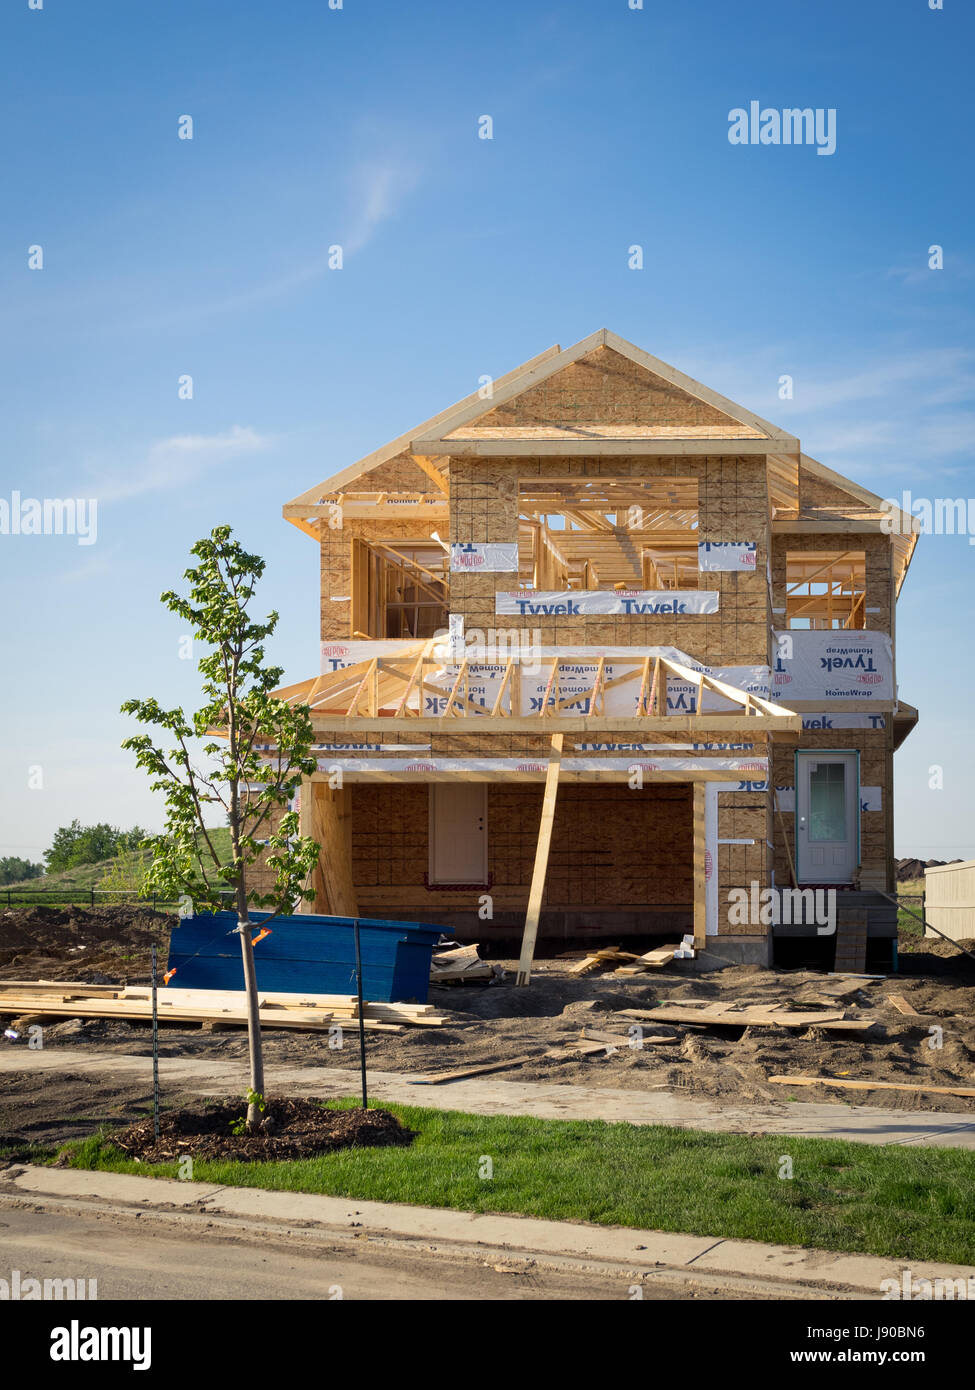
(0, 0), (972, 863)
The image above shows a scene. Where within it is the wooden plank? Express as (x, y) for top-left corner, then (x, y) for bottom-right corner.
(621, 1006), (874, 1032)
(886, 994), (922, 1017)
(768, 1075), (975, 1099)
(693, 782), (707, 948)
(515, 733), (564, 986)
(418, 438), (790, 457)
(411, 1050), (561, 1085)
(309, 715), (801, 734)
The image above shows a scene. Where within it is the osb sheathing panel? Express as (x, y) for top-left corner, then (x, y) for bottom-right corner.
(770, 725), (893, 893)
(247, 804), (289, 899)
(458, 346), (757, 434)
(770, 531), (894, 634)
(799, 466), (866, 514)
(715, 792), (772, 936)
(350, 783), (693, 911)
(338, 454), (441, 495)
(449, 454), (771, 666)
(320, 517), (429, 640)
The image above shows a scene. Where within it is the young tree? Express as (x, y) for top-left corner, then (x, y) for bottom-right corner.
(122, 525), (319, 1132)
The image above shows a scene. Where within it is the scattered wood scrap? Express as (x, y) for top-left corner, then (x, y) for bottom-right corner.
(0, 981), (448, 1032)
(563, 944), (680, 976)
(579, 1026), (678, 1046)
(613, 944), (682, 975)
(768, 1075), (975, 1099)
(411, 1040), (610, 1085)
(620, 1003), (875, 1033)
(886, 994), (922, 1017)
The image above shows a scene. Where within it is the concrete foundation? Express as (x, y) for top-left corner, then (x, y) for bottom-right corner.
(696, 935), (773, 969)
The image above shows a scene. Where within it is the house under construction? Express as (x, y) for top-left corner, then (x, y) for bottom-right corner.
(274, 330), (919, 979)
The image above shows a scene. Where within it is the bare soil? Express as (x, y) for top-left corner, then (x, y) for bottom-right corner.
(1, 906), (974, 1133)
(100, 1097), (414, 1163)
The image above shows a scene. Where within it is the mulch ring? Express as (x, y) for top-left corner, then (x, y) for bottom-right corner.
(97, 1098), (415, 1163)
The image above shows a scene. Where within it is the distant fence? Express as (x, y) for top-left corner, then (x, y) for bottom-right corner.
(1, 886), (235, 912)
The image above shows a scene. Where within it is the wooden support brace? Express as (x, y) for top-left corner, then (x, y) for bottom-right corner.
(515, 734), (564, 986)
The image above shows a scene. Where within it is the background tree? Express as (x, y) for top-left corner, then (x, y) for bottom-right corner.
(122, 525), (319, 1132)
(0, 856), (44, 885)
(44, 820), (149, 873)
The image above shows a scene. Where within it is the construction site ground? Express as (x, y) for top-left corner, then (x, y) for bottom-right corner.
(1, 904), (973, 1152)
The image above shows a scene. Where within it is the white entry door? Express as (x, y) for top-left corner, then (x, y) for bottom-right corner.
(429, 784), (488, 884)
(796, 751), (859, 884)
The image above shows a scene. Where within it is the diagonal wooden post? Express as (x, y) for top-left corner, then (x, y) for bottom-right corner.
(515, 734), (564, 986)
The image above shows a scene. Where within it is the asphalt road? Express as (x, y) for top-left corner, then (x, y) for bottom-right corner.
(0, 1200), (712, 1301)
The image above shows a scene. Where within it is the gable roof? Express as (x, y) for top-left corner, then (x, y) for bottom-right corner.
(414, 329), (798, 448)
(281, 330), (917, 590)
(283, 329), (799, 524)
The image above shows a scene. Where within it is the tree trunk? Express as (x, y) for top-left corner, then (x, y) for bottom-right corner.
(237, 914), (265, 1132)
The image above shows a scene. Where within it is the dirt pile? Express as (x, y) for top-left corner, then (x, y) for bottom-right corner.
(101, 1098), (415, 1163)
(0, 904), (171, 980)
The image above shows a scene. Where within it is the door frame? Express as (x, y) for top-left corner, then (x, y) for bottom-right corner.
(793, 748), (860, 884)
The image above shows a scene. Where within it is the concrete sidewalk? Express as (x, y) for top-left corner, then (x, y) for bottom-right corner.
(3, 1161), (973, 1300)
(4, 1045), (975, 1148)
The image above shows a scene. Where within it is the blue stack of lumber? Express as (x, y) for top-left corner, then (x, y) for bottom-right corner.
(166, 911), (450, 1004)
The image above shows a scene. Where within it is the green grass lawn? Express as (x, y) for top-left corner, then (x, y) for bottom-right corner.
(896, 878), (926, 937)
(60, 1097), (975, 1266)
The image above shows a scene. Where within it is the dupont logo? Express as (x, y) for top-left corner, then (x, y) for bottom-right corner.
(321, 645), (350, 658)
(741, 552), (756, 566)
(406, 762), (437, 772)
(737, 761), (766, 772)
(704, 849), (713, 878)
(773, 673), (793, 683)
(455, 554), (485, 568)
(858, 673), (884, 685)
(635, 762), (660, 772)
(516, 762), (545, 772)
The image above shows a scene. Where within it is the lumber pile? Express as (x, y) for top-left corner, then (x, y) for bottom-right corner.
(613, 944), (683, 975)
(429, 943), (499, 984)
(0, 981), (448, 1032)
(561, 944), (680, 976)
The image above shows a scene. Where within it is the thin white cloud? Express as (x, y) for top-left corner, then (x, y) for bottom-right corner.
(90, 425), (270, 503)
(140, 157), (423, 329)
(344, 158), (421, 254)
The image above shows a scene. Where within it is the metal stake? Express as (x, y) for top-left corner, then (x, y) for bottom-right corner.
(151, 944), (160, 1140)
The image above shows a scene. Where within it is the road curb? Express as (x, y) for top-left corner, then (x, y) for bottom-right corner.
(5, 1162), (972, 1299)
